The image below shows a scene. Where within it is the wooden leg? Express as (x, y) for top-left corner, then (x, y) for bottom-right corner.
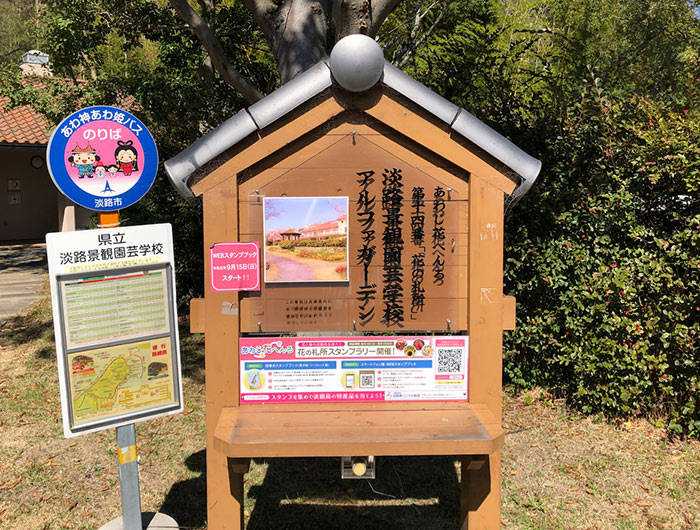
(464, 175), (504, 529)
(207, 448), (246, 529)
(460, 451), (501, 529)
(229, 457), (251, 475)
(227, 458), (249, 529)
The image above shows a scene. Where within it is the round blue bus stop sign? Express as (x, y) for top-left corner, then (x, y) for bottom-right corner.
(47, 106), (158, 211)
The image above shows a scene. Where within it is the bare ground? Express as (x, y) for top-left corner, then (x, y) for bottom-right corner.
(0, 292), (698, 529)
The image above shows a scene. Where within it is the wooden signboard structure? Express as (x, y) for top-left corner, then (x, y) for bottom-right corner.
(165, 35), (541, 529)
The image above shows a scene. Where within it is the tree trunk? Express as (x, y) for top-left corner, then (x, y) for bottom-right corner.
(245, 0), (402, 84)
(276, 0), (328, 83)
(174, 0), (403, 94)
(333, 0), (372, 40)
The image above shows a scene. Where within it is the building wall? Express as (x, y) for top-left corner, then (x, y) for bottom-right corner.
(0, 147), (58, 241)
(301, 223), (344, 239)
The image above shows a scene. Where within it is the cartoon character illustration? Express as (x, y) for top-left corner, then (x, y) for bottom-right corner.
(114, 140), (138, 176)
(106, 164), (119, 177)
(68, 144), (100, 178)
(94, 161), (106, 178)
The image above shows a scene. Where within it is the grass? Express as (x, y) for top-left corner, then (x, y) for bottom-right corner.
(1, 292), (699, 529)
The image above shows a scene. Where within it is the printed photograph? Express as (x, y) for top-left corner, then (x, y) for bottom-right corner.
(263, 197), (349, 283)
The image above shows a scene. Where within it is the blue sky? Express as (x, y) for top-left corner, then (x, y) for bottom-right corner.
(264, 197), (348, 232)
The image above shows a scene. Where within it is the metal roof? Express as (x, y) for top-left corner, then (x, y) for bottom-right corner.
(164, 35), (541, 202)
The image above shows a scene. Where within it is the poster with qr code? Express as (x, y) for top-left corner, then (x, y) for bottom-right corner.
(239, 336), (468, 404)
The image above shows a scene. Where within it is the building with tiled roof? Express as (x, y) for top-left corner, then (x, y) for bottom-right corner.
(0, 96), (51, 146)
(280, 228), (301, 241)
(0, 54), (90, 241)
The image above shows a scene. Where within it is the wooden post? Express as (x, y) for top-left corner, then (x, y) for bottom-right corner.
(202, 183), (245, 529)
(461, 175), (504, 529)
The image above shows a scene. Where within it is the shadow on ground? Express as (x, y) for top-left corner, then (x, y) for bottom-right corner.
(179, 324), (205, 385)
(0, 304), (54, 349)
(0, 243), (47, 272)
(160, 450), (207, 527)
(160, 453), (460, 529)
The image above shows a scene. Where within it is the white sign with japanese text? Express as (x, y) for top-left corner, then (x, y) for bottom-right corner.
(46, 224), (183, 437)
(47, 223), (174, 275)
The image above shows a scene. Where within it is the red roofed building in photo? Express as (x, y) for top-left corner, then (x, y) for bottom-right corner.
(299, 215), (347, 239)
(280, 228), (301, 241)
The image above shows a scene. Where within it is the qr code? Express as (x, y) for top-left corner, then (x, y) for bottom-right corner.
(437, 348), (463, 374)
(360, 371), (375, 388)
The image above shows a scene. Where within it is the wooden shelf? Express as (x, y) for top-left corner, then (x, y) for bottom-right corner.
(214, 402), (503, 458)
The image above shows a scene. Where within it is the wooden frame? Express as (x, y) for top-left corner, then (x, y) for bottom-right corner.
(237, 120), (469, 333)
(194, 88), (515, 529)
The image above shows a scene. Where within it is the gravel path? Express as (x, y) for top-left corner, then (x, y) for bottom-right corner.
(0, 242), (47, 319)
(265, 251), (317, 281)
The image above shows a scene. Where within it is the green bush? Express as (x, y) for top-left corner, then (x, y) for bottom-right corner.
(407, 0), (700, 437)
(503, 100), (700, 436)
(277, 241), (296, 251)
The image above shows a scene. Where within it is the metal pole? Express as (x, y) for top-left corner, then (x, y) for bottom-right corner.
(100, 211), (143, 530)
(95, 212), (179, 530)
(116, 423), (142, 530)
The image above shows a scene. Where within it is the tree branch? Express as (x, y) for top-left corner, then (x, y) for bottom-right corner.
(195, 0), (215, 14)
(240, 0), (280, 42)
(368, 0), (402, 37)
(390, 1), (446, 67)
(397, 2), (446, 67)
(169, 0), (264, 103)
(0, 47), (23, 59)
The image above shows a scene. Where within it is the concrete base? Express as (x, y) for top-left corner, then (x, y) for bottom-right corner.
(98, 512), (178, 530)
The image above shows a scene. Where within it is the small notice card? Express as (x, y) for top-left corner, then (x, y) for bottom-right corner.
(210, 242), (261, 292)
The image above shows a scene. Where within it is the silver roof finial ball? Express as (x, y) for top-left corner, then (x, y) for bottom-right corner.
(330, 34), (385, 92)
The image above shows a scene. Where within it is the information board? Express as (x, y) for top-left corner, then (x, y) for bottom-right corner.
(236, 132), (470, 333)
(46, 224), (183, 437)
(60, 269), (170, 350)
(239, 336), (468, 404)
(67, 336), (177, 427)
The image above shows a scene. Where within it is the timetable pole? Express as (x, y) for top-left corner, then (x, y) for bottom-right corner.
(46, 105), (178, 530)
(99, 210), (143, 530)
(116, 423), (143, 530)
